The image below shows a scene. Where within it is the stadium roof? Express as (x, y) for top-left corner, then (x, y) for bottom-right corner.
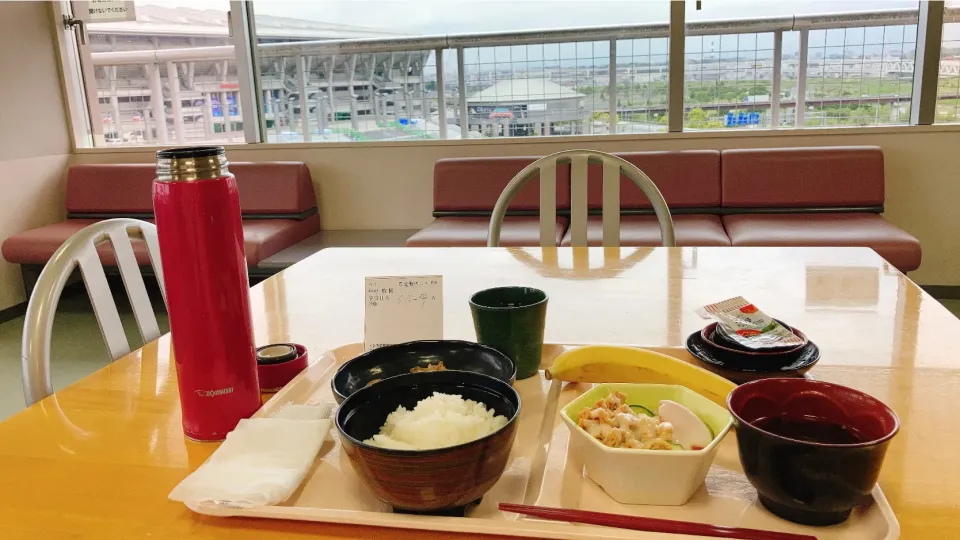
(467, 79), (584, 103)
(86, 4), (402, 40)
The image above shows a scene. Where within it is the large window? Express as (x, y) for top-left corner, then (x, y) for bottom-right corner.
(81, 0), (246, 146)
(59, 1), (958, 147)
(685, 1), (919, 130)
(248, 0), (668, 142)
(804, 25), (916, 127)
(938, 2), (960, 122)
(684, 32), (777, 129)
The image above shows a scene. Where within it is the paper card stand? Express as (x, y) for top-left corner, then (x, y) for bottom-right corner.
(364, 276), (443, 352)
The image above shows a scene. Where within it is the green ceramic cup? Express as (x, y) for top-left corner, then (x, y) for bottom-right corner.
(469, 286), (548, 380)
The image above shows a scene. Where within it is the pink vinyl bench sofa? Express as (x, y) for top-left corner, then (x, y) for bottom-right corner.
(2, 162), (320, 296)
(406, 146), (922, 273)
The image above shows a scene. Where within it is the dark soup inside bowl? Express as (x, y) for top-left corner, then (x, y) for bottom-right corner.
(751, 414), (866, 445)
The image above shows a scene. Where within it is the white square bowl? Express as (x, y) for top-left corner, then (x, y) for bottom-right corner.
(560, 383), (733, 506)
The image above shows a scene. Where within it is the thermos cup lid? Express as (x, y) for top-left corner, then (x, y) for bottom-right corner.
(256, 343), (299, 365)
(156, 146), (223, 159)
(256, 343), (309, 392)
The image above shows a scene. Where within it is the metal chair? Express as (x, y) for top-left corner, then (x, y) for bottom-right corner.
(21, 218), (166, 406)
(487, 149), (676, 247)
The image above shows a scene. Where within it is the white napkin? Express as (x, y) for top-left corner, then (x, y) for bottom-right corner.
(271, 401), (335, 421)
(169, 405), (333, 508)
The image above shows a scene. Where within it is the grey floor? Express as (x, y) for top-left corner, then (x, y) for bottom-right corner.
(0, 280), (168, 420)
(1, 287), (960, 422)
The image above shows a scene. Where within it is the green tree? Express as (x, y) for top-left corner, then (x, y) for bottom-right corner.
(591, 111), (621, 123)
(848, 107), (874, 126)
(684, 107), (724, 129)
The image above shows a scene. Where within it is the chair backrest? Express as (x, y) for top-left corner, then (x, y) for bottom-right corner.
(21, 218), (166, 406)
(487, 149), (676, 247)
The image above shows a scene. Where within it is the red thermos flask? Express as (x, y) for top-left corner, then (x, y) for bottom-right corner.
(153, 146), (261, 441)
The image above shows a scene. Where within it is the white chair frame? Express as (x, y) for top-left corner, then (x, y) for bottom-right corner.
(21, 218), (166, 406)
(487, 149), (676, 248)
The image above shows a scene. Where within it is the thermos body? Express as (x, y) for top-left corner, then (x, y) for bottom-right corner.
(153, 147), (260, 441)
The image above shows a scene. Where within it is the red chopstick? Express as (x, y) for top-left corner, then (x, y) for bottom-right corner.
(498, 503), (817, 540)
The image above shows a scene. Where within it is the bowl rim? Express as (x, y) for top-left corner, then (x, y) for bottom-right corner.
(560, 383), (734, 456)
(330, 339), (517, 402)
(335, 371), (522, 456)
(700, 321), (808, 357)
(469, 286), (548, 310)
(726, 377), (901, 448)
(685, 331), (821, 375)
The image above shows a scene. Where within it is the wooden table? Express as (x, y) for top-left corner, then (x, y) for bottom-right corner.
(1, 247), (955, 539)
(255, 229), (418, 271)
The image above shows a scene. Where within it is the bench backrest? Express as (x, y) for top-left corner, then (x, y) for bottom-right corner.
(585, 150), (721, 212)
(720, 146), (884, 211)
(433, 157), (572, 215)
(66, 162), (317, 219)
(431, 146), (884, 216)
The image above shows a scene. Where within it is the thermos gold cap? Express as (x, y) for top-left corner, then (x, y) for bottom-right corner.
(156, 146), (229, 182)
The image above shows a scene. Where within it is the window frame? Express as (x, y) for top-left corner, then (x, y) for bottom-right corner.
(55, 0), (957, 150)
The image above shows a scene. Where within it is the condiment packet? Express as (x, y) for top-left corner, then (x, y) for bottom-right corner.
(696, 296), (805, 350)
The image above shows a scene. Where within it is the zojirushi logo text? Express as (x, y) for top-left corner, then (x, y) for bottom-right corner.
(195, 387), (234, 397)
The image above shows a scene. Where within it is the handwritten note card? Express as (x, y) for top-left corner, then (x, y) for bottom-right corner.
(364, 276), (443, 352)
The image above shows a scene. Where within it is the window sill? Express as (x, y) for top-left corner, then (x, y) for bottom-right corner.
(72, 123), (960, 154)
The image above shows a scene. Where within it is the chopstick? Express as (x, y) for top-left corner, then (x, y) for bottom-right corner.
(498, 503), (817, 540)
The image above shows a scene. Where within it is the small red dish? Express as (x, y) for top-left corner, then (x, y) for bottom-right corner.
(700, 321), (808, 357)
(257, 343), (308, 392)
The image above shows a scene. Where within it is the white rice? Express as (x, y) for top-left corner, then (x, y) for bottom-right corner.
(363, 392), (508, 450)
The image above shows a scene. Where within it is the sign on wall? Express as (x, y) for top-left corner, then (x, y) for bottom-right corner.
(76, 1), (137, 23)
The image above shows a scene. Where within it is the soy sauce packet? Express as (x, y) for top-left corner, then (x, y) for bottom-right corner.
(696, 296), (805, 350)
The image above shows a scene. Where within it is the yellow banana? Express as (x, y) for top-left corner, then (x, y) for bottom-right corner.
(545, 345), (736, 407)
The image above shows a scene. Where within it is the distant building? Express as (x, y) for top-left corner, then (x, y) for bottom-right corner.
(465, 78), (584, 136)
(86, 5), (429, 142)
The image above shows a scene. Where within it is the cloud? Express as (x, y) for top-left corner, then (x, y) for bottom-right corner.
(249, 0), (920, 34)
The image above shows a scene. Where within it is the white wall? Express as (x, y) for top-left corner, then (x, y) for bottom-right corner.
(0, 2), (71, 309)
(72, 126), (960, 285)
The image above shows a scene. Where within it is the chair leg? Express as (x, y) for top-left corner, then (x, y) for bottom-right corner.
(21, 265), (42, 300)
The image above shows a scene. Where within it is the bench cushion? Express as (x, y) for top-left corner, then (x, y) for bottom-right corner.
(405, 217), (569, 247)
(722, 213), (921, 272)
(66, 162), (316, 215)
(433, 157), (572, 212)
(238, 216), (321, 265)
(560, 215), (730, 247)
(584, 151), (722, 209)
(721, 146), (884, 208)
(1, 215), (320, 267)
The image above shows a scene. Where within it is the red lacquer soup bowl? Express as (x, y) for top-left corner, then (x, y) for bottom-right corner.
(336, 371), (520, 512)
(727, 378), (899, 526)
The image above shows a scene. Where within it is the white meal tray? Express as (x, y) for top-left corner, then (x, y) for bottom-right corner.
(186, 343), (899, 540)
